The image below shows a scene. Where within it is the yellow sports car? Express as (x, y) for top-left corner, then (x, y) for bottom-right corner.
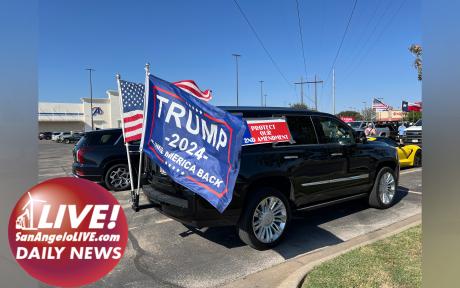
(367, 137), (422, 168)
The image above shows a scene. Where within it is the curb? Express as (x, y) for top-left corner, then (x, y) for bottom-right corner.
(222, 213), (421, 288)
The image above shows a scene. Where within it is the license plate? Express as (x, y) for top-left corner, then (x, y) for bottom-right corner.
(412, 139), (418, 143)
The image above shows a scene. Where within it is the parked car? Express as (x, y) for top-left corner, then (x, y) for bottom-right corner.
(56, 132), (71, 143)
(39, 132), (53, 140)
(72, 129), (139, 191)
(142, 107), (399, 250)
(51, 132), (62, 141)
(367, 136), (422, 168)
(403, 119), (422, 146)
(348, 121), (390, 137)
(61, 132), (84, 144)
(375, 123), (398, 140)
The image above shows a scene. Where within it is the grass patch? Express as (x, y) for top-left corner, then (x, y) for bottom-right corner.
(302, 225), (421, 288)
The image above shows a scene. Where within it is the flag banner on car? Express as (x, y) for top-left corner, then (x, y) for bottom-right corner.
(242, 118), (293, 146)
(173, 80), (212, 102)
(141, 75), (246, 212)
(117, 79), (145, 143)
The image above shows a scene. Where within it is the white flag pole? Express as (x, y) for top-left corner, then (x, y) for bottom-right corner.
(116, 74), (135, 195)
(133, 63), (150, 211)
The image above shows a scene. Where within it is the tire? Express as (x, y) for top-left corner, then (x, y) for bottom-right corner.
(64, 138), (70, 144)
(369, 167), (397, 209)
(104, 164), (133, 191)
(237, 187), (291, 250)
(413, 150), (422, 167)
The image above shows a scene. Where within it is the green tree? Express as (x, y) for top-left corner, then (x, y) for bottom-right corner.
(404, 111), (422, 123)
(409, 44), (422, 81)
(336, 110), (363, 120)
(361, 107), (374, 122)
(289, 102), (309, 110)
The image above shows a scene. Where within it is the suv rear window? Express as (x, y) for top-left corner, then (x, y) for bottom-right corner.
(77, 130), (121, 146)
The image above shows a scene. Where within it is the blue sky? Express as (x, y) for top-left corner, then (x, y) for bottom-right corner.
(39, 0), (421, 113)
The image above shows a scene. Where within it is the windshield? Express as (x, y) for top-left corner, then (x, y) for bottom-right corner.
(414, 119), (422, 126)
(348, 121), (362, 128)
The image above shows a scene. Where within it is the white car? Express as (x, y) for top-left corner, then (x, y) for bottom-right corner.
(403, 119), (422, 145)
(51, 132), (62, 141)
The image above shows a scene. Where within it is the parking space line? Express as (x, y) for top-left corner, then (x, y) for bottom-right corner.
(38, 172), (67, 177)
(407, 190), (422, 195)
(400, 168), (422, 175)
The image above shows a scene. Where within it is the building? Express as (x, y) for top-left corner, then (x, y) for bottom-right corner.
(38, 90), (122, 132)
(375, 110), (406, 122)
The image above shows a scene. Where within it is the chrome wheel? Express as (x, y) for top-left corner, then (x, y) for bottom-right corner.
(252, 196), (287, 244)
(379, 172), (396, 205)
(108, 166), (130, 190)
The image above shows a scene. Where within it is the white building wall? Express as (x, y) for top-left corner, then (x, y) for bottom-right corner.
(39, 90), (122, 132)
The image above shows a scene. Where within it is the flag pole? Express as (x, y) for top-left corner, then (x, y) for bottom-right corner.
(133, 63), (150, 211)
(116, 74), (135, 196)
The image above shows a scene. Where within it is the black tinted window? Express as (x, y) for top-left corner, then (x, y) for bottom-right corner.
(315, 117), (354, 145)
(79, 131), (121, 146)
(285, 116), (317, 145)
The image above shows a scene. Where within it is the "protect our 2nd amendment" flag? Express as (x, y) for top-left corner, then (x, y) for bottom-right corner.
(140, 75), (246, 212)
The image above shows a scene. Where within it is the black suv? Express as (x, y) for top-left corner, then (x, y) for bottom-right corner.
(72, 129), (139, 191)
(142, 107), (399, 250)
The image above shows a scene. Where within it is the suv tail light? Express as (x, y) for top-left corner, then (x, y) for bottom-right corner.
(76, 147), (88, 163)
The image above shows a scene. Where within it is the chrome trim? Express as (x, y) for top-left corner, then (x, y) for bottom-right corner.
(330, 152), (343, 156)
(296, 193), (368, 211)
(284, 155), (299, 159)
(301, 173), (369, 187)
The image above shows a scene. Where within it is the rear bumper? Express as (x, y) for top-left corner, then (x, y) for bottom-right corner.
(72, 163), (104, 183)
(142, 184), (241, 228)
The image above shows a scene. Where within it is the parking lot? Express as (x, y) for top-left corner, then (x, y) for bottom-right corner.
(39, 140), (422, 288)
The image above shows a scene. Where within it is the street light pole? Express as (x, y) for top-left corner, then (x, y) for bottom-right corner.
(264, 94), (268, 107)
(362, 101), (367, 121)
(85, 68), (95, 130)
(259, 80), (264, 107)
(232, 54), (241, 107)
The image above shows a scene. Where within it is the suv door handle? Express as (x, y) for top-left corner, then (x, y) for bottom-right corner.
(330, 152), (343, 156)
(283, 155), (299, 159)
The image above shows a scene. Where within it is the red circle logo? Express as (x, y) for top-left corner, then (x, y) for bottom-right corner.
(8, 177), (128, 287)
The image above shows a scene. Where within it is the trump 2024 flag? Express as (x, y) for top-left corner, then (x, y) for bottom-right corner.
(141, 75), (245, 212)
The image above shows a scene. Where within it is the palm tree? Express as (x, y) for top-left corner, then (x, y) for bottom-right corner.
(409, 44), (422, 81)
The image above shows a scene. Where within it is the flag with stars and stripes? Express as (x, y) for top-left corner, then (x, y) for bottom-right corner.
(173, 80), (212, 102)
(372, 98), (390, 111)
(118, 80), (145, 143)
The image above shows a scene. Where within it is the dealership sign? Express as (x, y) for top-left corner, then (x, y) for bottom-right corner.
(340, 116), (355, 123)
(243, 118), (292, 145)
(142, 75), (246, 212)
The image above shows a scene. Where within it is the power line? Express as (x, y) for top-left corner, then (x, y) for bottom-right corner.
(340, 0), (393, 77)
(326, 0), (359, 79)
(295, 0), (308, 80)
(341, 0), (407, 82)
(232, 0), (293, 90)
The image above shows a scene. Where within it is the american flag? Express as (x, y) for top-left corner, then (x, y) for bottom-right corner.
(119, 80), (145, 143)
(372, 98), (390, 111)
(173, 80), (212, 102)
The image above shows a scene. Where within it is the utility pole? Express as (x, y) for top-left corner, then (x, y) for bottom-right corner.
(306, 75), (323, 111)
(362, 101), (367, 121)
(232, 54), (241, 107)
(259, 80), (264, 107)
(85, 68), (95, 130)
(332, 69), (336, 115)
(294, 77), (307, 105)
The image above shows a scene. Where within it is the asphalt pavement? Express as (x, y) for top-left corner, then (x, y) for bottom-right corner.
(38, 141), (422, 288)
